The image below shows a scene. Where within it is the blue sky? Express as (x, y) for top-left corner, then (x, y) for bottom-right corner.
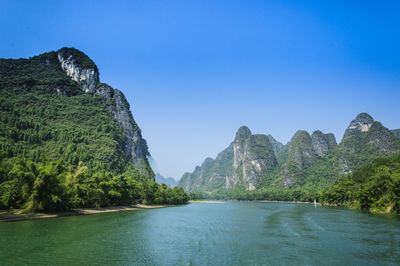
(1, 0), (400, 180)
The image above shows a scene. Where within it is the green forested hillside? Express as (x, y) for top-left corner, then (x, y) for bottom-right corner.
(322, 153), (400, 214)
(180, 113), (400, 212)
(0, 49), (188, 212)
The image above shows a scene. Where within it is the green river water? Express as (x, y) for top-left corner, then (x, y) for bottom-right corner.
(0, 202), (399, 265)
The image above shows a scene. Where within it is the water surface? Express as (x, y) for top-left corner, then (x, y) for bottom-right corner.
(0, 202), (399, 265)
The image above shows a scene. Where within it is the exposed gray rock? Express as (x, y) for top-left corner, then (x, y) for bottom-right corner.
(311, 130), (337, 156)
(108, 88), (150, 173)
(56, 48), (152, 177)
(179, 112), (400, 194)
(232, 127), (277, 190)
(336, 113), (400, 175)
(57, 49), (99, 93)
(179, 127), (278, 192)
(343, 113), (374, 138)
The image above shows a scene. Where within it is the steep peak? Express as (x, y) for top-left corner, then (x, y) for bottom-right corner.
(311, 130), (337, 156)
(291, 130), (311, 140)
(57, 47), (98, 70)
(355, 112), (374, 123)
(57, 47), (99, 93)
(311, 130), (336, 142)
(235, 126), (252, 142)
(288, 130), (313, 152)
(344, 112), (374, 138)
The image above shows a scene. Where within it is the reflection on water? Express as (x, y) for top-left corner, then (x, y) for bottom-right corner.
(0, 202), (399, 265)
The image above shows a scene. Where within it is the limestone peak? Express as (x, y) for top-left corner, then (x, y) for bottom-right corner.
(57, 47), (99, 93)
(344, 112), (374, 138)
(235, 126), (252, 143)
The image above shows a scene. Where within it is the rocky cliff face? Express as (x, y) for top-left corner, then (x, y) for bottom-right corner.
(311, 130), (337, 156)
(179, 113), (400, 194)
(179, 127), (277, 192)
(343, 113), (374, 138)
(279, 129), (337, 187)
(336, 113), (400, 175)
(52, 48), (152, 177)
(231, 127), (277, 190)
(57, 48), (99, 93)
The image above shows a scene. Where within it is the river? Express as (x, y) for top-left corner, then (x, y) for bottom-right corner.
(1, 202), (399, 265)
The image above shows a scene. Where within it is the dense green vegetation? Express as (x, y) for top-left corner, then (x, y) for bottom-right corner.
(200, 153), (400, 215)
(179, 113), (400, 214)
(204, 186), (323, 202)
(0, 49), (189, 212)
(322, 154), (400, 214)
(0, 153), (189, 212)
(188, 192), (205, 200)
(0, 52), (129, 172)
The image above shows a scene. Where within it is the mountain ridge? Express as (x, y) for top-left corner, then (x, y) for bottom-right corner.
(32, 47), (153, 177)
(178, 113), (400, 197)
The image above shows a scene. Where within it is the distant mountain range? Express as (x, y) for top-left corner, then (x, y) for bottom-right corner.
(179, 113), (400, 196)
(155, 173), (177, 187)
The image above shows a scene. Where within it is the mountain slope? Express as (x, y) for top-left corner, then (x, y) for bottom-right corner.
(155, 173), (177, 187)
(323, 153), (400, 214)
(178, 127), (278, 192)
(0, 47), (153, 177)
(179, 143), (234, 193)
(391, 129), (400, 138)
(179, 113), (400, 200)
(0, 48), (191, 212)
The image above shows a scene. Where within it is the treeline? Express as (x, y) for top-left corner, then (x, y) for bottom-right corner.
(198, 153), (400, 214)
(0, 152), (189, 213)
(204, 187), (322, 202)
(322, 154), (400, 214)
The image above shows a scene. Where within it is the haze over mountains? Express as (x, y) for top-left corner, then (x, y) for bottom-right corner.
(179, 113), (400, 195)
(155, 173), (177, 187)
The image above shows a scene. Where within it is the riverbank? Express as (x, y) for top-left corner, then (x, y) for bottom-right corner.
(258, 200), (322, 205)
(189, 200), (226, 203)
(0, 204), (172, 222)
(192, 199), (319, 205)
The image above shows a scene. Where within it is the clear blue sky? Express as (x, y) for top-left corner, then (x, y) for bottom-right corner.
(1, 0), (400, 180)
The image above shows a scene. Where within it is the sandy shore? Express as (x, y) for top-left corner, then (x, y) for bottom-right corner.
(0, 205), (171, 222)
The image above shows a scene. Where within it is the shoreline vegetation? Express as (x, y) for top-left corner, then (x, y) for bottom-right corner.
(0, 155), (190, 214)
(190, 199), (321, 205)
(0, 204), (175, 222)
(188, 153), (400, 215)
(189, 200), (225, 203)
